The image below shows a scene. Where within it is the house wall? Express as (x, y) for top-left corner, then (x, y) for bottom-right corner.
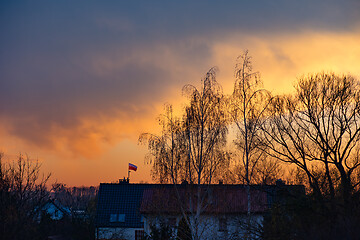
(143, 214), (264, 240)
(96, 227), (144, 240)
(44, 204), (65, 220)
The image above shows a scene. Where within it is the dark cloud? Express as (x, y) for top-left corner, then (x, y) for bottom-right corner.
(0, 0), (359, 150)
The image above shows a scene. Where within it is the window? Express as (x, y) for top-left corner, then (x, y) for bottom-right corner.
(109, 213), (126, 222)
(109, 214), (117, 222)
(118, 214), (125, 222)
(135, 230), (145, 240)
(219, 217), (227, 232)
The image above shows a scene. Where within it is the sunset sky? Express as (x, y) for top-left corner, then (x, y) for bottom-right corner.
(1, 1), (360, 186)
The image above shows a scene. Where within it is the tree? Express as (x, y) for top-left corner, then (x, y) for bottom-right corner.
(182, 69), (229, 240)
(140, 68), (229, 186)
(182, 67), (229, 186)
(230, 51), (261, 186)
(0, 153), (51, 240)
(228, 51), (276, 239)
(139, 104), (188, 184)
(261, 72), (360, 238)
(263, 73), (360, 200)
(229, 51), (281, 185)
(140, 68), (229, 240)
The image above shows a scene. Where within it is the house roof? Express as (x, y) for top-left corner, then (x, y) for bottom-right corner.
(95, 183), (155, 228)
(38, 199), (71, 216)
(140, 185), (268, 214)
(47, 199), (71, 213)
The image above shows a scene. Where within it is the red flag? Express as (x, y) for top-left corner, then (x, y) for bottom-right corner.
(129, 163), (137, 171)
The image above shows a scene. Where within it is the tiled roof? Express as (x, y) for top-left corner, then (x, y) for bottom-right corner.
(95, 183), (154, 228)
(140, 185), (268, 214)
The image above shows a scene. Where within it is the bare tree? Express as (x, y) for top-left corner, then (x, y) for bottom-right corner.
(0, 153), (51, 240)
(182, 68), (229, 240)
(140, 68), (229, 240)
(228, 51), (275, 237)
(139, 104), (187, 184)
(182, 67), (229, 186)
(262, 72), (360, 208)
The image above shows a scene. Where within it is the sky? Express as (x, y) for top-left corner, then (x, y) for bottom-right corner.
(1, 0), (360, 186)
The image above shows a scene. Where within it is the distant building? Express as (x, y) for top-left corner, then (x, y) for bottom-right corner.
(95, 180), (304, 240)
(37, 199), (71, 222)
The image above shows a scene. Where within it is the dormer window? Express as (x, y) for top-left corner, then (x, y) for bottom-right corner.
(118, 214), (125, 222)
(109, 214), (117, 222)
(109, 213), (125, 222)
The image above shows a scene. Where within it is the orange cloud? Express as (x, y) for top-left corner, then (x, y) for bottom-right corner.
(210, 30), (360, 95)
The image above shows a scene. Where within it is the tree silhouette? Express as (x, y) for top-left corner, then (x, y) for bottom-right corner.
(0, 153), (50, 240)
(261, 72), (360, 238)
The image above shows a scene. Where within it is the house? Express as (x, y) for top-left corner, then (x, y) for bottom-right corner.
(37, 199), (71, 222)
(95, 180), (304, 240)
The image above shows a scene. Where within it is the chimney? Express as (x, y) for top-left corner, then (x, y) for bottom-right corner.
(119, 177), (129, 184)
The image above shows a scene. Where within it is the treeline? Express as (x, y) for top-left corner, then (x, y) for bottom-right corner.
(140, 51), (360, 239)
(51, 182), (98, 212)
(0, 153), (97, 240)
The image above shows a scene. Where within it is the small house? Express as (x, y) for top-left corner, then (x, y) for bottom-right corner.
(37, 199), (71, 222)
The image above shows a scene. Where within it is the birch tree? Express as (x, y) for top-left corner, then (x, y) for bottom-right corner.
(140, 68), (229, 240)
(139, 104), (187, 184)
(228, 51), (276, 239)
(182, 67), (228, 186)
(229, 51), (272, 212)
